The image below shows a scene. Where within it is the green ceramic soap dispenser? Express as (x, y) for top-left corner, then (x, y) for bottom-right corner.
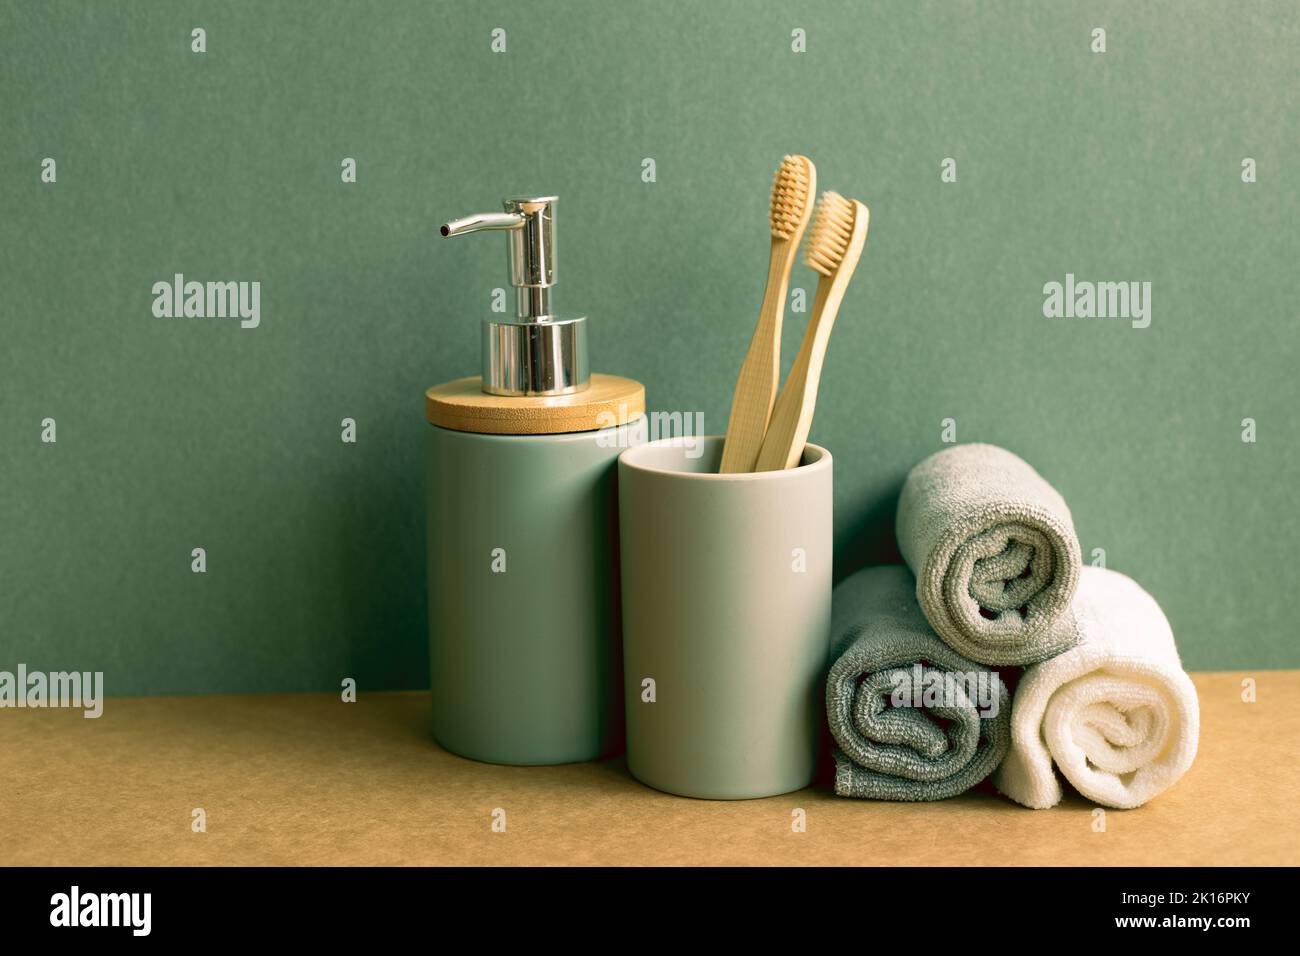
(425, 195), (645, 765)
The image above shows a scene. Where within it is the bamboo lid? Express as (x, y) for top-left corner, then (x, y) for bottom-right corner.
(426, 374), (645, 435)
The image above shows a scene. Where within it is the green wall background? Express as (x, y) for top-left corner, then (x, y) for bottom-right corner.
(2, 1), (1296, 694)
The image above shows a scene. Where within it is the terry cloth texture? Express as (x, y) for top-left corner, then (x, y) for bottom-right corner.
(896, 443), (1083, 666)
(827, 565), (1011, 801)
(994, 567), (1200, 809)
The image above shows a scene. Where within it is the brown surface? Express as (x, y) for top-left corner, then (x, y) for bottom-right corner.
(3, 671), (1297, 866)
(425, 373), (644, 434)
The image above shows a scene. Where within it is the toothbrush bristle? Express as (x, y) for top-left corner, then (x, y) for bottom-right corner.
(805, 191), (855, 276)
(769, 155), (814, 240)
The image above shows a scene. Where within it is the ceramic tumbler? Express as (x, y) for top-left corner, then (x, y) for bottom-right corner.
(427, 421), (642, 765)
(617, 436), (833, 798)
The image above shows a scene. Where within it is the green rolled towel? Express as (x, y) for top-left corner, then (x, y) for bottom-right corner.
(827, 565), (1011, 801)
(896, 443), (1082, 666)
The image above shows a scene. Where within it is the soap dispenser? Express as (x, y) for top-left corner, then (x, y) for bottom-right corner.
(426, 195), (644, 765)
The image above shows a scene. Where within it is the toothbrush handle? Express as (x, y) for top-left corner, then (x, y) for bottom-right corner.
(755, 206), (869, 471)
(753, 276), (841, 471)
(719, 239), (799, 473)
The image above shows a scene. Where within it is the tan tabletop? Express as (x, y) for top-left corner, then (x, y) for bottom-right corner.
(2, 671), (1296, 866)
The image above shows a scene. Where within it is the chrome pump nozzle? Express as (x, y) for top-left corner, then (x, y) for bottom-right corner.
(441, 197), (558, 320)
(439, 196), (588, 397)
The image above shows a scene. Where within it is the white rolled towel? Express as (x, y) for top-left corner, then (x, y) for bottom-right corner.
(994, 567), (1199, 809)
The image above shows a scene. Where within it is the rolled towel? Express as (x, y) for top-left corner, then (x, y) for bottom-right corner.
(896, 443), (1082, 666)
(994, 567), (1199, 809)
(827, 565), (1011, 801)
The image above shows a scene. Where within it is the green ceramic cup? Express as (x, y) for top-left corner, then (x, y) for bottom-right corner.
(427, 420), (643, 765)
(617, 436), (833, 799)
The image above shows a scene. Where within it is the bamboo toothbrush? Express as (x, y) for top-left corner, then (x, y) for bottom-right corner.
(718, 155), (816, 473)
(754, 191), (870, 471)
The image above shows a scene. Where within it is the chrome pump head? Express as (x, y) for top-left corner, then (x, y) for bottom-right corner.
(440, 196), (589, 397)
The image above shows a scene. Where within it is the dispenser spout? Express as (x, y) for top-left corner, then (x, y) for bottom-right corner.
(440, 212), (524, 238)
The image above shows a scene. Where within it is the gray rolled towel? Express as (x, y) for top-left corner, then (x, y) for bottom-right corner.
(827, 565), (1011, 801)
(896, 443), (1082, 666)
